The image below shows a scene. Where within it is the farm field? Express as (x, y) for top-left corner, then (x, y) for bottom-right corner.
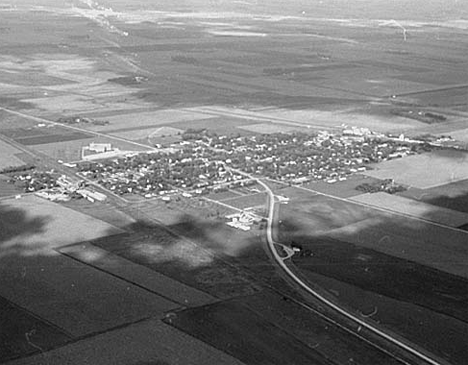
(294, 269), (468, 365)
(0, 194), (122, 254)
(350, 191), (468, 227)
(0, 295), (71, 363)
(303, 174), (383, 198)
(90, 109), (211, 132)
(0, 175), (23, 197)
(59, 242), (216, 307)
(222, 192), (268, 210)
(93, 223), (262, 299)
(30, 135), (152, 162)
(6, 320), (245, 365)
(0, 139), (24, 170)
(167, 116), (259, 136)
(398, 178), (468, 214)
(363, 149), (468, 189)
(166, 299), (332, 365)
(237, 122), (304, 134)
(2, 3), (468, 363)
(278, 194), (468, 278)
(2, 125), (92, 146)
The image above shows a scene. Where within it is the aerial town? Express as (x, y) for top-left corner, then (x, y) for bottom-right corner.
(1, 2), (468, 365)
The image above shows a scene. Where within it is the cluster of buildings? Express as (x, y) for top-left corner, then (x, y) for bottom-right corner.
(8, 172), (106, 203)
(203, 129), (419, 184)
(76, 152), (247, 198)
(76, 127), (434, 199)
(225, 210), (264, 231)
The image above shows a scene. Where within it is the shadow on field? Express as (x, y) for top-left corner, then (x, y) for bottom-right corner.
(0, 200), (49, 246)
(275, 195), (468, 365)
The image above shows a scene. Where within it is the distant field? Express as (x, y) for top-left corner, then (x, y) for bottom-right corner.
(398, 179), (468, 214)
(364, 150), (468, 189)
(167, 300), (331, 365)
(0, 175), (22, 197)
(278, 194), (468, 278)
(222, 192), (267, 210)
(405, 86), (468, 107)
(0, 195), (122, 252)
(100, 109), (211, 131)
(207, 190), (243, 201)
(237, 122), (303, 134)
(304, 174), (382, 198)
(168, 116), (258, 135)
(0, 139), (24, 169)
(350, 192), (468, 227)
(450, 128), (468, 143)
(2, 125), (92, 145)
(30, 136), (151, 162)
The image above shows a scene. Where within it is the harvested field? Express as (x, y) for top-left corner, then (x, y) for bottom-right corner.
(304, 174), (382, 198)
(350, 192), (468, 227)
(450, 128), (468, 143)
(101, 109), (210, 131)
(93, 224), (261, 299)
(207, 189), (243, 201)
(0, 175), (22, 197)
(0, 139), (24, 169)
(222, 192), (267, 210)
(166, 300), (332, 365)
(237, 122), (304, 134)
(0, 194), (122, 255)
(2, 125), (92, 145)
(398, 179), (468, 214)
(30, 136), (151, 162)
(7, 320), (245, 365)
(59, 242), (216, 307)
(0, 250), (179, 337)
(295, 269), (468, 365)
(0, 295), (71, 363)
(363, 150), (468, 189)
(232, 290), (402, 365)
(278, 195), (468, 278)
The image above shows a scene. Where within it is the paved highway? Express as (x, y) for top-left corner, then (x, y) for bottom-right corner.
(228, 167), (446, 365)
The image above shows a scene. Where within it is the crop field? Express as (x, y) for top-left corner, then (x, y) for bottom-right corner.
(7, 320), (245, 365)
(0, 139), (25, 169)
(3, 126), (92, 146)
(403, 86), (468, 107)
(0, 295), (71, 363)
(295, 269), (468, 365)
(30, 135), (151, 162)
(207, 190), (243, 201)
(0, 175), (23, 197)
(59, 242), (216, 308)
(398, 178), (468, 214)
(364, 150), (468, 189)
(168, 116), (259, 136)
(222, 192), (268, 210)
(166, 299), (332, 365)
(304, 174), (383, 198)
(95, 109), (211, 131)
(93, 227), (261, 299)
(0, 251), (179, 338)
(350, 192), (468, 227)
(278, 194), (468, 278)
(0, 195), (122, 253)
(109, 125), (184, 142)
(237, 122), (304, 134)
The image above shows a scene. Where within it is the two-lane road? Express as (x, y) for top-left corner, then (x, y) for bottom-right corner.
(232, 167), (446, 365)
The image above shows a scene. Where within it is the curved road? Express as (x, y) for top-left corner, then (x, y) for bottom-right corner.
(249, 175), (444, 365)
